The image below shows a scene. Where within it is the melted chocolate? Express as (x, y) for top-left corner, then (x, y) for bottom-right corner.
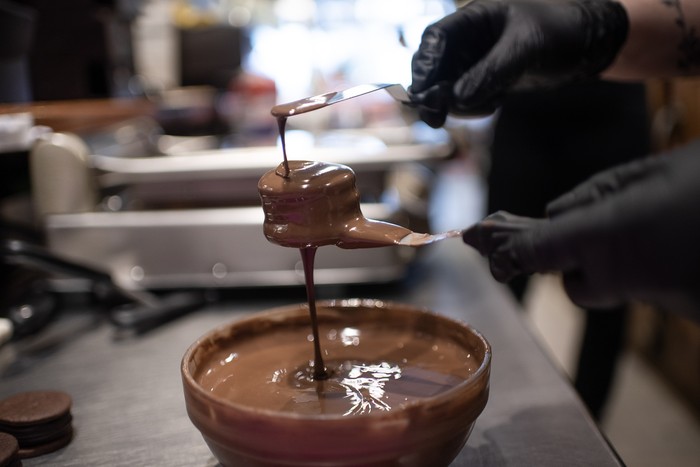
(259, 115), (440, 382)
(270, 84), (412, 119)
(299, 247), (327, 380)
(258, 159), (414, 249)
(262, 119), (413, 379)
(276, 116), (290, 177)
(196, 311), (478, 415)
(271, 92), (337, 118)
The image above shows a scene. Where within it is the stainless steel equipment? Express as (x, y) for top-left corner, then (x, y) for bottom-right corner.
(30, 125), (453, 290)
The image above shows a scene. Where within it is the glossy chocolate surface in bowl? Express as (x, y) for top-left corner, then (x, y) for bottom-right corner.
(181, 300), (491, 467)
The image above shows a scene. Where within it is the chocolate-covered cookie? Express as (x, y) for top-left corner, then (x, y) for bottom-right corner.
(0, 391), (73, 459)
(0, 432), (20, 467)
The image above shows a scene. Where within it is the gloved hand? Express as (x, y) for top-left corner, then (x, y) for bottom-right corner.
(409, 0), (629, 127)
(462, 140), (700, 320)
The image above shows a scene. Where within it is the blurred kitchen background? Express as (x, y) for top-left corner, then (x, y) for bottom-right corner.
(1, 1), (700, 466)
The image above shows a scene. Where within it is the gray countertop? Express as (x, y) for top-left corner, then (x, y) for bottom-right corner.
(0, 241), (621, 466)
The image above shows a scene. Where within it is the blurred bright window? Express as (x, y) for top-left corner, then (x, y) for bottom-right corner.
(244, 0), (456, 103)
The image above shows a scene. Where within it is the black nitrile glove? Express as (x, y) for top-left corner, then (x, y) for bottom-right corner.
(409, 0), (629, 127)
(462, 140), (700, 321)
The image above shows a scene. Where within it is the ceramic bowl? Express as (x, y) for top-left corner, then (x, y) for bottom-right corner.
(181, 299), (490, 467)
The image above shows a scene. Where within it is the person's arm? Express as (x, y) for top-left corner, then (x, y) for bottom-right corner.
(409, 0), (632, 125)
(409, 0), (700, 125)
(606, 0), (700, 79)
(461, 140), (700, 322)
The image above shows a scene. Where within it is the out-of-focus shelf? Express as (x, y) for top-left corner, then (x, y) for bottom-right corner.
(0, 98), (157, 133)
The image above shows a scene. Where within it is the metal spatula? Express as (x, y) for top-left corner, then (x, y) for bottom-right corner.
(271, 83), (413, 117)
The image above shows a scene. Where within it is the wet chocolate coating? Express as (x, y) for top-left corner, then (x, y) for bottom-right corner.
(258, 160), (412, 249)
(200, 328), (473, 415)
(271, 90), (347, 118)
(182, 301), (491, 467)
(192, 302), (484, 416)
(259, 98), (456, 386)
(299, 246), (328, 380)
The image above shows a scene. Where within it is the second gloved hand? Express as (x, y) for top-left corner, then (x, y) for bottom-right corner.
(462, 140), (700, 319)
(409, 0), (629, 127)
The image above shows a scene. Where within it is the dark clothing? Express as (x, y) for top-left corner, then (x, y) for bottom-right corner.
(487, 80), (650, 418)
(489, 80), (650, 218)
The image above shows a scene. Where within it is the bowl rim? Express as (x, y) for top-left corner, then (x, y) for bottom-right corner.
(181, 298), (492, 421)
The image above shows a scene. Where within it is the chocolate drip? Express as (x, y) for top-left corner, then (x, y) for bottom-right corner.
(299, 247), (328, 380)
(263, 105), (420, 382)
(276, 117), (290, 178)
